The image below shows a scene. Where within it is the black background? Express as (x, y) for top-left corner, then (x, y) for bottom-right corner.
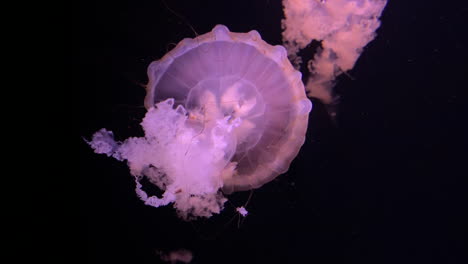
(76, 1), (466, 263)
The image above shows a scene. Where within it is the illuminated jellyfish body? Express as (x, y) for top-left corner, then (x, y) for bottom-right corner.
(146, 25), (312, 192)
(89, 25), (311, 219)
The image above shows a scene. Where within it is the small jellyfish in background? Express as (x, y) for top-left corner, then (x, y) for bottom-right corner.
(88, 0), (387, 220)
(282, 0), (388, 104)
(156, 249), (193, 264)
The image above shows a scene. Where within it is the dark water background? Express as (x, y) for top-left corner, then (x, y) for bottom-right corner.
(76, 1), (466, 263)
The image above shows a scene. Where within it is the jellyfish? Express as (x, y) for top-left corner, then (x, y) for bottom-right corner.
(157, 249), (193, 264)
(282, 0), (387, 104)
(89, 25), (312, 219)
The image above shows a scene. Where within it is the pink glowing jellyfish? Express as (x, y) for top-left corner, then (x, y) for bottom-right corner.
(146, 25), (312, 192)
(89, 25), (311, 219)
